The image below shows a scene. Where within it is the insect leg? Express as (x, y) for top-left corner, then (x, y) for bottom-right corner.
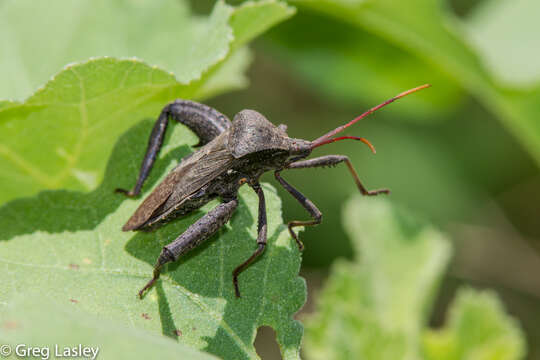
(168, 100), (231, 147)
(138, 198), (238, 298)
(116, 100), (231, 197)
(274, 171), (321, 251)
(287, 155), (390, 196)
(232, 183), (267, 298)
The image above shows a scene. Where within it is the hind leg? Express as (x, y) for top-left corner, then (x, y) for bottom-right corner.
(138, 198), (238, 298)
(116, 100), (231, 197)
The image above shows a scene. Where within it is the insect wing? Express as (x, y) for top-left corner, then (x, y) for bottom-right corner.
(123, 132), (233, 230)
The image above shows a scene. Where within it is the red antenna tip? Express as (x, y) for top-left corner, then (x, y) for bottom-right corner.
(395, 84), (431, 99)
(311, 136), (376, 154)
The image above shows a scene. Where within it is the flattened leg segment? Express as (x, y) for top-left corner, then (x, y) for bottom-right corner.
(116, 100), (231, 197)
(164, 198), (238, 259)
(168, 100), (231, 146)
(138, 198), (238, 298)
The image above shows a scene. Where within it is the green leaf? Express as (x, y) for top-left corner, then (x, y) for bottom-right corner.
(193, 0), (295, 99)
(304, 196), (452, 360)
(0, 59), (174, 204)
(194, 46), (253, 100)
(0, 0), (294, 205)
(303, 196), (527, 359)
(0, 100), (18, 110)
(423, 289), (526, 360)
(0, 0), (234, 101)
(0, 0), (295, 100)
(282, 0), (540, 165)
(0, 119), (306, 360)
(0, 296), (219, 360)
(230, 0), (296, 51)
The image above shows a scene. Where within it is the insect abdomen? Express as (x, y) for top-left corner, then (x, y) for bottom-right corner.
(137, 190), (217, 231)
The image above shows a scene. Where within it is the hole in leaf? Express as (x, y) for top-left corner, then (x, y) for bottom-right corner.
(254, 326), (281, 360)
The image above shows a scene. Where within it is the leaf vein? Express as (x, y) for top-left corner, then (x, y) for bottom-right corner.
(168, 283), (259, 359)
(0, 144), (56, 186)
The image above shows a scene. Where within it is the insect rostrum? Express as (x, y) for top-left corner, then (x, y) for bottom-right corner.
(116, 84), (430, 299)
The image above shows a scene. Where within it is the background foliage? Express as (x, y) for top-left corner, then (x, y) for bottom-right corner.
(304, 197), (525, 360)
(1, 0), (539, 359)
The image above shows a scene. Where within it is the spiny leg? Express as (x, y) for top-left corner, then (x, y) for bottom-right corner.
(116, 100), (231, 197)
(274, 171), (321, 251)
(138, 198), (238, 299)
(287, 155), (390, 196)
(233, 182), (267, 298)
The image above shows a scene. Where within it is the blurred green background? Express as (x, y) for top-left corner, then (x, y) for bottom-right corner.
(191, 0), (540, 358)
(1, 0), (539, 358)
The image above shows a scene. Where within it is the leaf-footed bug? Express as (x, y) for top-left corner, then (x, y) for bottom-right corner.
(116, 84), (431, 298)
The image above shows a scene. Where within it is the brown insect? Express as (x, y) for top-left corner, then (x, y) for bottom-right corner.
(116, 84), (431, 298)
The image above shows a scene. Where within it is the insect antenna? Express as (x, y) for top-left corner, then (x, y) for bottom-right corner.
(311, 136), (377, 153)
(311, 84), (431, 149)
